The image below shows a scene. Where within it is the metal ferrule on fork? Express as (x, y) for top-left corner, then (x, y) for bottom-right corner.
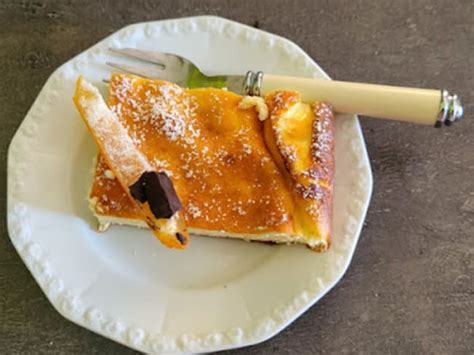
(435, 90), (464, 127)
(243, 70), (264, 97)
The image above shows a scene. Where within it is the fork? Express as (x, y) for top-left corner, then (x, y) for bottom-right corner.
(107, 47), (464, 127)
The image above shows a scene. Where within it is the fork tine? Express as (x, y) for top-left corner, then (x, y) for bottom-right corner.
(109, 47), (173, 68)
(107, 47), (197, 85)
(106, 61), (157, 79)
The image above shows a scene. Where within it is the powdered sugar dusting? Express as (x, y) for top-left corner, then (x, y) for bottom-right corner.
(78, 79), (151, 180)
(93, 75), (302, 234)
(186, 202), (202, 219)
(312, 103), (333, 161)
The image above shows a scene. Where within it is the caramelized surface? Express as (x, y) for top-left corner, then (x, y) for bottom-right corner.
(91, 74), (295, 235)
(90, 74), (334, 248)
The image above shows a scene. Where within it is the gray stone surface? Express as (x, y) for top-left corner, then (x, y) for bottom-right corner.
(1, 0), (473, 354)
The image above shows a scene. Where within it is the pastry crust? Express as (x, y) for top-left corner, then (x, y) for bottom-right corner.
(88, 74), (334, 251)
(264, 91), (334, 250)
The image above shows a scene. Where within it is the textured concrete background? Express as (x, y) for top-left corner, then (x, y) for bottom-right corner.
(1, 0), (473, 354)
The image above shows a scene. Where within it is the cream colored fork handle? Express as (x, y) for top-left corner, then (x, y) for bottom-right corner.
(261, 74), (441, 125)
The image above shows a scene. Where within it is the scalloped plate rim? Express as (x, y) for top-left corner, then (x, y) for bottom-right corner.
(6, 15), (373, 353)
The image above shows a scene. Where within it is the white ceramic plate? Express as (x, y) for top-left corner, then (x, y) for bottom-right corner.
(7, 16), (372, 353)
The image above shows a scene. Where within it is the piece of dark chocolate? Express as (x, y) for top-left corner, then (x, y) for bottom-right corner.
(129, 174), (147, 203)
(129, 171), (182, 219)
(175, 232), (186, 245)
(144, 172), (182, 219)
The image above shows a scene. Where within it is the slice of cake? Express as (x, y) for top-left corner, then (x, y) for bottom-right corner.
(74, 76), (189, 249)
(86, 73), (334, 251)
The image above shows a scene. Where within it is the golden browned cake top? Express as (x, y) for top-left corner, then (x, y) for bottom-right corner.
(91, 74), (296, 235)
(90, 74), (335, 249)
